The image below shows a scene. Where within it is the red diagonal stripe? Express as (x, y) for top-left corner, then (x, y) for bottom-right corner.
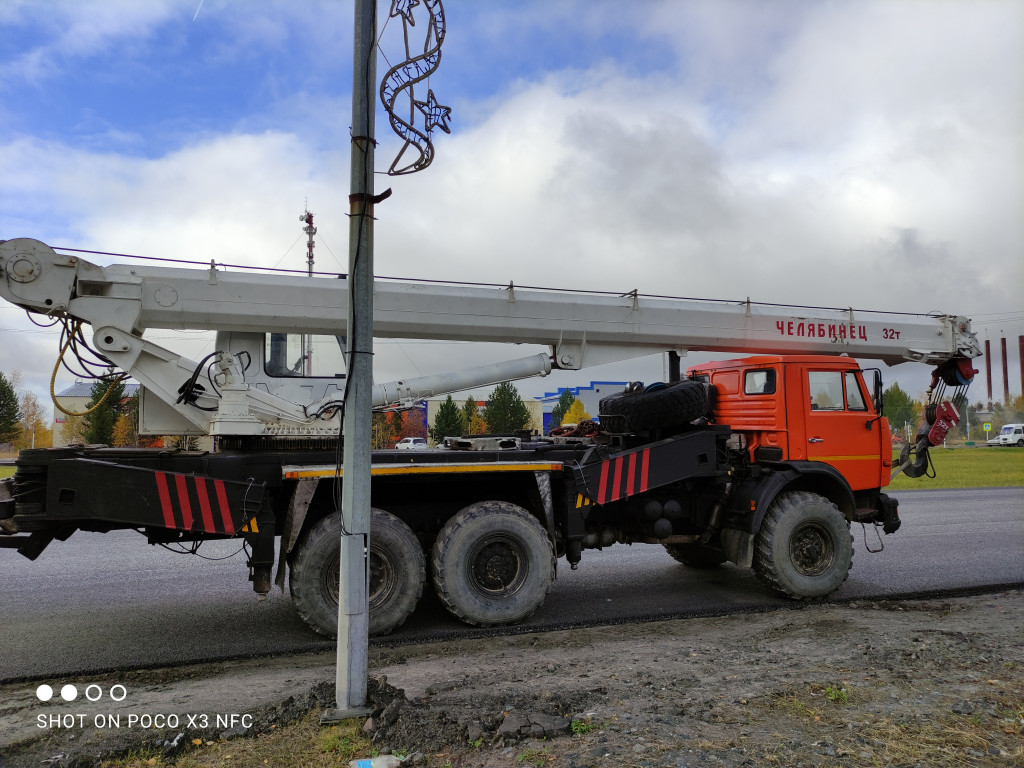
(174, 475), (193, 531)
(154, 472), (176, 529)
(611, 457), (623, 501)
(214, 479), (235, 535)
(626, 452), (637, 496)
(640, 449), (650, 493)
(597, 460), (610, 504)
(194, 477), (216, 533)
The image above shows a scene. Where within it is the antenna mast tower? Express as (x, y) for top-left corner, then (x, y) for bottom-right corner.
(300, 207), (317, 375)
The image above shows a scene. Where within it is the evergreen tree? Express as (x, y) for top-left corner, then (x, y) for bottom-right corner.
(882, 382), (919, 436)
(430, 395), (465, 443)
(483, 381), (532, 434)
(0, 372), (21, 445)
(111, 390), (139, 448)
(549, 388), (576, 429)
(83, 375), (127, 445)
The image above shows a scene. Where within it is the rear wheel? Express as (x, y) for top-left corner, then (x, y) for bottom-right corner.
(432, 501), (554, 627)
(753, 491), (852, 599)
(290, 508), (425, 637)
(664, 543), (727, 569)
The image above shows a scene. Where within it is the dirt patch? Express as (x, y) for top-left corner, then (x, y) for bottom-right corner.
(1, 591), (1021, 767)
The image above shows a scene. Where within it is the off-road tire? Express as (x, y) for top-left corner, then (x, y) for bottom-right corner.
(290, 508), (425, 638)
(431, 500), (555, 627)
(753, 491), (853, 599)
(599, 380), (710, 433)
(664, 543), (728, 569)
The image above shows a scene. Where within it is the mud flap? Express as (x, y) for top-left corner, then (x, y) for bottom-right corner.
(878, 493), (901, 534)
(274, 477), (319, 592)
(721, 528), (754, 567)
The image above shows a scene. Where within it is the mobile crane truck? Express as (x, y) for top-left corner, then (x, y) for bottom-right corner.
(0, 238), (981, 637)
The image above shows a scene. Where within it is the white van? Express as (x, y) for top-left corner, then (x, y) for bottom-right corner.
(994, 423), (1024, 446)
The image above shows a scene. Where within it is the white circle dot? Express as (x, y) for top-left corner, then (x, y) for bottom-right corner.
(60, 684), (78, 701)
(36, 684), (54, 702)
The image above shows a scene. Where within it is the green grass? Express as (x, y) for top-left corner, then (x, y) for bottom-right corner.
(887, 445), (1024, 490)
(0, 466), (13, 480)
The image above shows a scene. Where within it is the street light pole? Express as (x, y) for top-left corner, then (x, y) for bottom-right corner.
(322, 0), (379, 722)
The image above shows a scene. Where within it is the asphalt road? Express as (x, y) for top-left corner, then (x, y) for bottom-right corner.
(1, 487), (1020, 682)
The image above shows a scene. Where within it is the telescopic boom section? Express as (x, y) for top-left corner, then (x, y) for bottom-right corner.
(0, 238), (982, 436)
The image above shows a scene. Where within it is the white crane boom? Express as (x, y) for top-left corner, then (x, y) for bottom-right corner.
(0, 238), (982, 437)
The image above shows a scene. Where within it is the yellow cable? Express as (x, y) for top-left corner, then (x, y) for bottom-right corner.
(50, 321), (128, 417)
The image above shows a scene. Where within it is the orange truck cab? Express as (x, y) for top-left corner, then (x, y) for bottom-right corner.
(690, 355), (892, 492)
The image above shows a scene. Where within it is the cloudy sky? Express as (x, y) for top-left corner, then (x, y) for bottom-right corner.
(1, 0), (1022, 414)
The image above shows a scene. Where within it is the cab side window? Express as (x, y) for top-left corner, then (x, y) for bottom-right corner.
(809, 370), (868, 411)
(845, 372), (867, 411)
(744, 369), (776, 395)
(808, 371), (844, 411)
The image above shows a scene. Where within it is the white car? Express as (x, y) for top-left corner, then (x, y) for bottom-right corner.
(395, 437), (428, 450)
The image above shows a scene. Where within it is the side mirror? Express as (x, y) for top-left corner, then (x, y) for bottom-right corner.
(873, 370), (883, 414)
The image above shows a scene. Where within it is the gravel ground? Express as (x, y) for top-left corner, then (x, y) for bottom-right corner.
(2, 590), (1021, 767)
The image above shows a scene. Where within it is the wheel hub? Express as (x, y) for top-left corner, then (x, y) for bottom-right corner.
(790, 523), (835, 577)
(470, 537), (527, 595)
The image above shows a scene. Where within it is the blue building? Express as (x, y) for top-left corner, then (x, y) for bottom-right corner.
(536, 381), (627, 432)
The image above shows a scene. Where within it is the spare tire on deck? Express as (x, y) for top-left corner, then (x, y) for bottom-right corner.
(599, 380), (712, 433)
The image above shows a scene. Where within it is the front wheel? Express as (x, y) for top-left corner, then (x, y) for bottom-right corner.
(432, 501), (554, 627)
(290, 508), (425, 637)
(753, 491), (852, 599)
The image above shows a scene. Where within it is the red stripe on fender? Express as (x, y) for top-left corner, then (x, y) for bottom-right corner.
(174, 475), (194, 531)
(640, 449), (650, 492)
(154, 472), (176, 529)
(597, 461), (610, 504)
(611, 457), (623, 501)
(194, 478), (216, 533)
(626, 453), (637, 496)
(214, 479), (235, 535)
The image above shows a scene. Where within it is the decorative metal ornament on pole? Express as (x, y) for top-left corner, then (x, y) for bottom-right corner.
(380, 0), (450, 175)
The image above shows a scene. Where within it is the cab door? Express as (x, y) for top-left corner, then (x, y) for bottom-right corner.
(804, 368), (886, 490)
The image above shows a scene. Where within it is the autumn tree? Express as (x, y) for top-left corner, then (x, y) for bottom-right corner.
(549, 388), (576, 429)
(372, 411), (403, 449)
(564, 398), (591, 425)
(462, 396), (486, 435)
(430, 395), (465, 443)
(0, 372), (21, 446)
(483, 382), (532, 434)
(112, 414), (136, 447)
(14, 391), (52, 450)
(111, 390), (140, 447)
(61, 414), (88, 445)
(399, 408), (428, 440)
